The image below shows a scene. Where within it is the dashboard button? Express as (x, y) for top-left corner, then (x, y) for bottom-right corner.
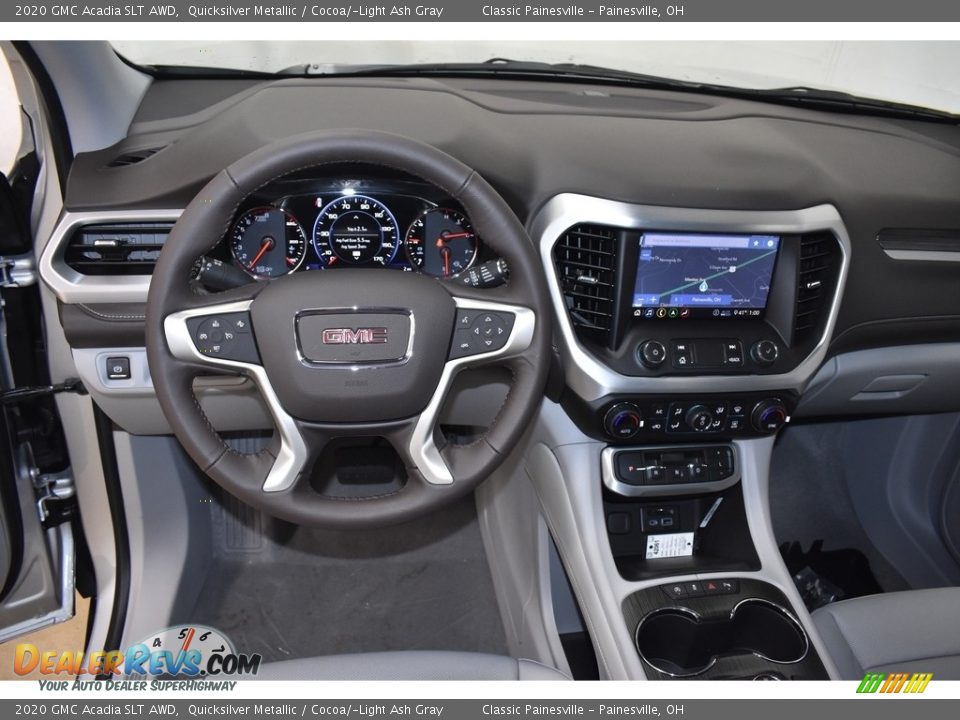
(723, 340), (744, 366)
(105, 356), (131, 380)
(663, 583), (687, 600)
(615, 452), (646, 485)
(645, 466), (667, 484)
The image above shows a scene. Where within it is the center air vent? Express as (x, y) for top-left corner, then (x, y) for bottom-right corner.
(793, 231), (842, 343)
(64, 223), (173, 275)
(553, 224), (619, 342)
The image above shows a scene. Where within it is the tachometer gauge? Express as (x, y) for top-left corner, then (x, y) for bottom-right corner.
(312, 195), (400, 267)
(230, 207), (307, 279)
(405, 208), (478, 278)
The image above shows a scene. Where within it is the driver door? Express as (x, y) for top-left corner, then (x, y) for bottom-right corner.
(0, 152), (77, 644)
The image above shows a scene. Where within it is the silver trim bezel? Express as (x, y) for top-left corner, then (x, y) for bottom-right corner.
(601, 443), (740, 497)
(531, 195), (851, 401)
(39, 208), (183, 304)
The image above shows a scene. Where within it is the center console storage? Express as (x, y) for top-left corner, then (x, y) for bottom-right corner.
(624, 578), (828, 680)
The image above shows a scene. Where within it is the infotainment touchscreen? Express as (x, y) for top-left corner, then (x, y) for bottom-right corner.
(632, 232), (780, 319)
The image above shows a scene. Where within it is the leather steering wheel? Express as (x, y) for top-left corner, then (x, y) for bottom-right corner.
(145, 130), (550, 527)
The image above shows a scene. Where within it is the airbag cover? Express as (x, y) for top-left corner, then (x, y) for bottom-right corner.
(250, 269), (455, 422)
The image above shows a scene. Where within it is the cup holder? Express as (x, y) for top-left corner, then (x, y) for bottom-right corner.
(635, 598), (809, 677)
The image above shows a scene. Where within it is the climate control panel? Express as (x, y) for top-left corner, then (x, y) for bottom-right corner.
(582, 392), (797, 444)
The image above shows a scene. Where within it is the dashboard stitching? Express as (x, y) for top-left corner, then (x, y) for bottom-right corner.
(78, 304), (146, 321)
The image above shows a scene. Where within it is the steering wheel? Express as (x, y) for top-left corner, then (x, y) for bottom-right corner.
(145, 130), (550, 527)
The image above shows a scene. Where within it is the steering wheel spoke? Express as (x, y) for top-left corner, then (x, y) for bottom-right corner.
(163, 295), (310, 494)
(408, 294), (535, 486)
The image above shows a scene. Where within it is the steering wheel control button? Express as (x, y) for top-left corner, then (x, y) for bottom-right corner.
(638, 340), (667, 368)
(448, 309), (515, 359)
(105, 356), (131, 380)
(186, 312), (260, 364)
(604, 402), (643, 439)
(752, 399), (789, 434)
(751, 339), (780, 366)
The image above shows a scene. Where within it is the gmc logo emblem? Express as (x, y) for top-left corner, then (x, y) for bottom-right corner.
(321, 327), (389, 345)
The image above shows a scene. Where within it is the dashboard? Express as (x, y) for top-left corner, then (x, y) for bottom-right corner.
(39, 73), (960, 441)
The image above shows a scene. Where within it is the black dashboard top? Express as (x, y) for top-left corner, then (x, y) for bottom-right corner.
(63, 75), (960, 358)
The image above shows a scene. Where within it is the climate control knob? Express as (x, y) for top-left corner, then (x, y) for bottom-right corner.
(685, 404), (715, 432)
(638, 340), (667, 368)
(604, 403), (643, 440)
(751, 399), (788, 434)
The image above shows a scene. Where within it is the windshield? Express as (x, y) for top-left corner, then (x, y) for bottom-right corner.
(112, 40), (960, 115)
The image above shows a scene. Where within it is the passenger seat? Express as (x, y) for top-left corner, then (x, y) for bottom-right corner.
(812, 587), (960, 679)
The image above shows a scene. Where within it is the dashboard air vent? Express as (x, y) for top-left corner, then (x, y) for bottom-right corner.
(794, 231), (842, 343)
(106, 147), (165, 168)
(553, 224), (618, 339)
(64, 223), (173, 275)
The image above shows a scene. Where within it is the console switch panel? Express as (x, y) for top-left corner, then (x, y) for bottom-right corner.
(614, 446), (735, 486)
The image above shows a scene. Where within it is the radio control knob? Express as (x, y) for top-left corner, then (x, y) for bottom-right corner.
(638, 340), (667, 368)
(751, 339), (779, 366)
(604, 403), (643, 440)
(685, 404), (714, 432)
(751, 399), (788, 434)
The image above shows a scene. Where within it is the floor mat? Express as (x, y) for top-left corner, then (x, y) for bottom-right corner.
(780, 540), (883, 610)
(186, 495), (508, 663)
(770, 424), (910, 596)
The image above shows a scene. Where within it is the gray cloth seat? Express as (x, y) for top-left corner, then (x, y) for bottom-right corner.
(254, 650), (570, 681)
(812, 587), (960, 679)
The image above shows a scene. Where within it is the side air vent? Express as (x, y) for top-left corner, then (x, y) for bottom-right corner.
(64, 223), (173, 275)
(553, 224), (619, 341)
(794, 231), (842, 343)
(105, 147), (165, 168)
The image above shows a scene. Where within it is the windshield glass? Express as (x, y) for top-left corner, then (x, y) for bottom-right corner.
(111, 41), (960, 115)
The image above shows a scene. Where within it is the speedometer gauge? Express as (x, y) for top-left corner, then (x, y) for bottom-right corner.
(312, 195), (399, 267)
(230, 207), (307, 279)
(405, 208), (478, 278)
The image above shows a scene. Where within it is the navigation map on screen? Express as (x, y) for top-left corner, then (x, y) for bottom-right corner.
(632, 232), (780, 318)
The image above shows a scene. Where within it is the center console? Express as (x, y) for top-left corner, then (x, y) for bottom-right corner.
(516, 196), (852, 680)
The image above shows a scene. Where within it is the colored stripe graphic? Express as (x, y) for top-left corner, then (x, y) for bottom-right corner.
(857, 672), (932, 693)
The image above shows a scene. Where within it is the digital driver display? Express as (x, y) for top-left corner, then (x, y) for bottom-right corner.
(632, 232), (780, 319)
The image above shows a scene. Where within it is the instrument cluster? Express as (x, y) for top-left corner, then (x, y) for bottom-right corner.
(217, 175), (485, 281)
